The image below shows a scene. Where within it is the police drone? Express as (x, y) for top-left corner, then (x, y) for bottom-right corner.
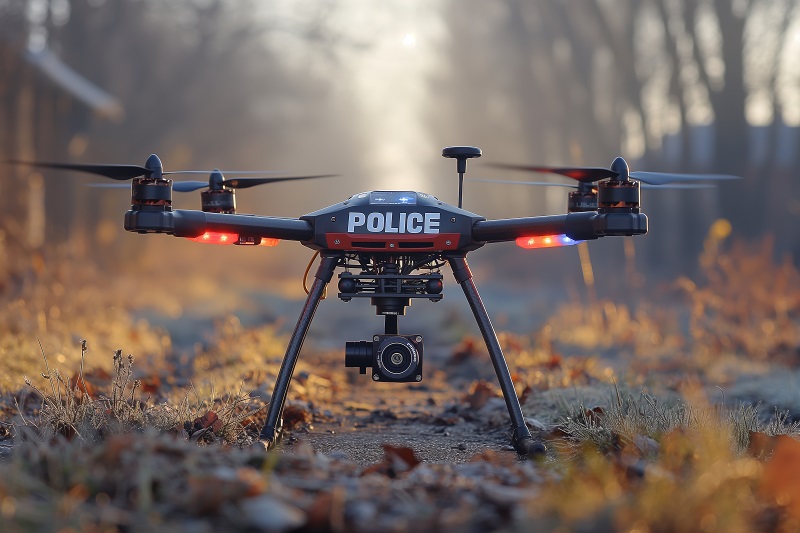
(9, 147), (738, 457)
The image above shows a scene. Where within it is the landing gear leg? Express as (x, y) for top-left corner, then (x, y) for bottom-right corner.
(447, 254), (546, 457)
(259, 253), (340, 448)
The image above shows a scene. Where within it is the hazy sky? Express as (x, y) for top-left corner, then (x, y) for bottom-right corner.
(256, 0), (449, 195)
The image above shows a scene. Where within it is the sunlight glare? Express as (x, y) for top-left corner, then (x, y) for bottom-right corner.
(402, 33), (417, 48)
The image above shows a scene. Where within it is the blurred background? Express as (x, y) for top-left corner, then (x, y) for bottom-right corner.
(1, 0), (798, 329)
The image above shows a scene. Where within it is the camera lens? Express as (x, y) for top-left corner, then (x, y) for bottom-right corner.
(377, 337), (418, 380)
(345, 340), (372, 374)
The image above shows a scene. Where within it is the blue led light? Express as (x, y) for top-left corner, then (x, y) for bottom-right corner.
(516, 234), (584, 249)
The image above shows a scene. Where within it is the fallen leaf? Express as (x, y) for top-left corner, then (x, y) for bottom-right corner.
(68, 373), (97, 400)
(282, 403), (312, 429)
(584, 406), (606, 425)
(362, 444), (421, 478)
(761, 435), (800, 518)
(468, 449), (517, 466)
(193, 411), (219, 431)
(748, 431), (775, 459)
(450, 337), (478, 364)
(187, 467), (268, 514)
(139, 375), (161, 394)
(543, 354), (562, 370)
(384, 444), (420, 469)
(463, 380), (496, 410)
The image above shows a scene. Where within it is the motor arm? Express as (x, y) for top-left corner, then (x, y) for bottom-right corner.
(124, 209), (315, 241)
(471, 211), (647, 243)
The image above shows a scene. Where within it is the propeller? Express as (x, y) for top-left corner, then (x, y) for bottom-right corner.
(88, 169), (336, 191)
(486, 157), (740, 186)
(468, 178), (717, 190)
(6, 153), (285, 181)
(9, 154), (336, 194)
(172, 171), (337, 192)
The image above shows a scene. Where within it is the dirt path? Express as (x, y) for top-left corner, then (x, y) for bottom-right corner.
(285, 385), (519, 464)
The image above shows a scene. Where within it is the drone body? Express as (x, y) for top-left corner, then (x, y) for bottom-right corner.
(115, 149), (649, 456)
(301, 191), (482, 253)
(9, 146), (738, 457)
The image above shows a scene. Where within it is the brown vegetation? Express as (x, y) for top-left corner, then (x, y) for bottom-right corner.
(0, 235), (800, 531)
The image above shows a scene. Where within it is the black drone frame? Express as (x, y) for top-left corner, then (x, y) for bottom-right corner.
(117, 147), (650, 457)
(11, 146), (659, 457)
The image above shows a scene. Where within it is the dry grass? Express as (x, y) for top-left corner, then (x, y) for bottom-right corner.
(543, 300), (685, 359)
(14, 340), (262, 449)
(537, 227), (800, 386)
(0, 242), (173, 393)
(555, 384), (800, 456)
(531, 387), (800, 532)
(678, 236), (800, 362)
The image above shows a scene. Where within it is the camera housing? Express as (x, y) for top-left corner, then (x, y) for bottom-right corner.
(345, 334), (423, 382)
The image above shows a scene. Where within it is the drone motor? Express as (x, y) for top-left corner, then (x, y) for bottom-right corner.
(596, 156), (640, 213)
(130, 177), (173, 211)
(597, 179), (640, 213)
(201, 189), (236, 214)
(567, 182), (598, 213)
(127, 154), (173, 213)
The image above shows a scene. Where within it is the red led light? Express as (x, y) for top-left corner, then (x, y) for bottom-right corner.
(187, 232), (281, 246)
(188, 231), (237, 244)
(515, 234), (581, 249)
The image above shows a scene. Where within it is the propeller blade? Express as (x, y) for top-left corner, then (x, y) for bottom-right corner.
(473, 177), (715, 191)
(630, 171), (741, 185)
(88, 182), (211, 191)
(469, 178), (577, 189)
(7, 160), (148, 180)
(172, 181), (211, 192)
(487, 163), (617, 183)
(164, 170), (284, 175)
(88, 176), (337, 192)
(223, 174), (337, 189)
(639, 183), (717, 190)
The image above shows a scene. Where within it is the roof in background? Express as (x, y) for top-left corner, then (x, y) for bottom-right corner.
(25, 47), (124, 121)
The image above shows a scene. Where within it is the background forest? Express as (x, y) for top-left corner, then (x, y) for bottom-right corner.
(1, 0), (798, 278)
(3, 2), (800, 532)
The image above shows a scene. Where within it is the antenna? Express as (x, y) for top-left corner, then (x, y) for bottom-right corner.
(442, 146), (481, 208)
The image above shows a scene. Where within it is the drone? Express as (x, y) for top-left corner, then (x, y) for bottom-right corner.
(9, 147), (738, 457)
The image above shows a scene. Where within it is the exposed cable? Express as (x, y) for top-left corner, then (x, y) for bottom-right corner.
(303, 251), (327, 299)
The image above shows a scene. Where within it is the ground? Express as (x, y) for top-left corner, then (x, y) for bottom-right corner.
(1, 236), (800, 531)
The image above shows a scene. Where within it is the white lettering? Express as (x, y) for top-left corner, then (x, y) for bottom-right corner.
(347, 212), (365, 232)
(424, 213), (440, 234)
(346, 211), (441, 234)
(384, 212), (399, 233)
(367, 213), (383, 232)
(407, 213), (423, 233)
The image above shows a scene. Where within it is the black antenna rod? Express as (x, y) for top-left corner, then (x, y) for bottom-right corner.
(442, 146), (482, 208)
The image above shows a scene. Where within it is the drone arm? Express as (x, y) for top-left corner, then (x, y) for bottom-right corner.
(126, 209), (315, 241)
(472, 212), (599, 243)
(197, 212), (314, 241)
(472, 211), (648, 243)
